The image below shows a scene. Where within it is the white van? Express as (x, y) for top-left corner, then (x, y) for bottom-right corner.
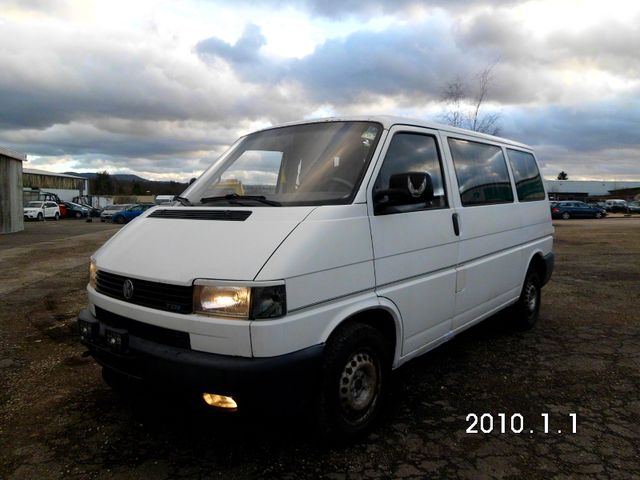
(79, 116), (554, 437)
(154, 195), (175, 205)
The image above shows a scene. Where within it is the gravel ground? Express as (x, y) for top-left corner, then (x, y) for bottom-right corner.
(0, 217), (638, 479)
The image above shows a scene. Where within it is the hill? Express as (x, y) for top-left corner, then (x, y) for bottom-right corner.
(64, 171), (190, 196)
(64, 172), (150, 182)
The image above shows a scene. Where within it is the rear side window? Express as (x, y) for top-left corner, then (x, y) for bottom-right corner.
(506, 149), (546, 202)
(448, 138), (514, 206)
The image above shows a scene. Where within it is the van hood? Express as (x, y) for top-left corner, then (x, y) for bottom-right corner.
(93, 207), (315, 285)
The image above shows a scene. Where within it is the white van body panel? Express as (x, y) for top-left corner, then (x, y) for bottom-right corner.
(365, 125), (459, 356)
(255, 204), (375, 310)
(93, 206), (315, 284)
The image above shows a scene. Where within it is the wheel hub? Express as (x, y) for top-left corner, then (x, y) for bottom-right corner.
(339, 352), (378, 412)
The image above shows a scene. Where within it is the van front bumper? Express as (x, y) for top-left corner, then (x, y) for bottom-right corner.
(77, 309), (324, 405)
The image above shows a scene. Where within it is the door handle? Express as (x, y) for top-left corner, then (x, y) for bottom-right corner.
(452, 213), (460, 236)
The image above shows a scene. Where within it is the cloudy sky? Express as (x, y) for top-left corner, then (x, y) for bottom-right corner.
(1, 0), (639, 181)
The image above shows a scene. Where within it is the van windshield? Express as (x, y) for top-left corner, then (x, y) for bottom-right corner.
(183, 121), (382, 206)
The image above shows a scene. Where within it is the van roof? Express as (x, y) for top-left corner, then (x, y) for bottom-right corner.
(253, 115), (532, 150)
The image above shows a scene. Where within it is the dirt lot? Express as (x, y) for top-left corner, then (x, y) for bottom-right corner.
(1, 217), (639, 479)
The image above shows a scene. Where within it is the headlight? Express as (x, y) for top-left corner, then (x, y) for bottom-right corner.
(89, 260), (97, 289)
(193, 282), (286, 320)
(193, 285), (251, 319)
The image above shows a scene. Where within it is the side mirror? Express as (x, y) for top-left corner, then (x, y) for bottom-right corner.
(374, 172), (434, 213)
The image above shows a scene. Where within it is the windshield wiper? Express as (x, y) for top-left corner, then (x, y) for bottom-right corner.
(174, 195), (192, 206)
(199, 194), (281, 206)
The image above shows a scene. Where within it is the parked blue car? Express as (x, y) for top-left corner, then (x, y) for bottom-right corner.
(111, 203), (155, 224)
(551, 201), (606, 220)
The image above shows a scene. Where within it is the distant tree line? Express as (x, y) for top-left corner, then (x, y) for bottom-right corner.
(91, 171), (190, 196)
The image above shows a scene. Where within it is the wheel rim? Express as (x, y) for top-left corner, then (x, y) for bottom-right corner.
(524, 281), (538, 313)
(339, 351), (379, 420)
(562, 213), (570, 219)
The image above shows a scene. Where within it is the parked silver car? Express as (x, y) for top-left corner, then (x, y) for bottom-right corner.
(99, 204), (132, 222)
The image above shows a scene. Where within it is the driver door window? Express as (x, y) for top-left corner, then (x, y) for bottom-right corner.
(373, 132), (448, 214)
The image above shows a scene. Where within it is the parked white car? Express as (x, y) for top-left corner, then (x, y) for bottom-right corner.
(23, 201), (60, 221)
(79, 116), (554, 438)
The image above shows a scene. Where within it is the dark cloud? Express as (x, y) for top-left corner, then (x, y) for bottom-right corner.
(196, 24), (267, 64)
(1, 1), (639, 181)
(0, 22), (306, 132)
(504, 97), (640, 152)
(220, 0), (519, 19)
(196, 18), (482, 104)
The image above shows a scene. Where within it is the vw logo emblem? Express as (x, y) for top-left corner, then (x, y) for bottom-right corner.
(123, 279), (134, 300)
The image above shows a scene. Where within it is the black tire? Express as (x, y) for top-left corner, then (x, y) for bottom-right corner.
(37, 213), (44, 221)
(54, 212), (60, 221)
(561, 212), (570, 220)
(115, 216), (125, 224)
(513, 268), (541, 330)
(75, 212), (82, 219)
(316, 322), (391, 440)
(100, 219), (105, 222)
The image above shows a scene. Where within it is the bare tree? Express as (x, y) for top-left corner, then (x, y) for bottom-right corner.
(557, 171), (568, 180)
(440, 63), (501, 136)
(440, 77), (466, 129)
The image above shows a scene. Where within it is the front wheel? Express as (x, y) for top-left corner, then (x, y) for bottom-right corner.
(316, 323), (390, 440)
(114, 216), (125, 224)
(37, 213), (44, 221)
(595, 212), (603, 219)
(512, 268), (541, 330)
(54, 212), (60, 221)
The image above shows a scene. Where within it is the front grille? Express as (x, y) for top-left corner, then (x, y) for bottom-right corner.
(96, 270), (193, 314)
(95, 307), (191, 350)
(148, 209), (252, 221)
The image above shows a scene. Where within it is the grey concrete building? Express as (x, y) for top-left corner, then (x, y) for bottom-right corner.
(0, 146), (27, 234)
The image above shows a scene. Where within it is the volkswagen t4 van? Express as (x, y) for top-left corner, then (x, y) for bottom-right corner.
(78, 116), (554, 437)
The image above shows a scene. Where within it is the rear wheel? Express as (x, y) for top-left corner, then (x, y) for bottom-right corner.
(561, 212), (570, 220)
(115, 216), (125, 224)
(75, 211), (82, 219)
(513, 268), (541, 330)
(54, 212), (60, 221)
(595, 211), (603, 219)
(316, 322), (391, 440)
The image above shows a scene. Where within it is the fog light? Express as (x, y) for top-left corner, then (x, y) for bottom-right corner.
(202, 393), (237, 410)
(78, 318), (98, 341)
(105, 328), (128, 352)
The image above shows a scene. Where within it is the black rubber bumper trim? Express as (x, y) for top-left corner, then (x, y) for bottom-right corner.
(542, 252), (554, 286)
(78, 309), (324, 399)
